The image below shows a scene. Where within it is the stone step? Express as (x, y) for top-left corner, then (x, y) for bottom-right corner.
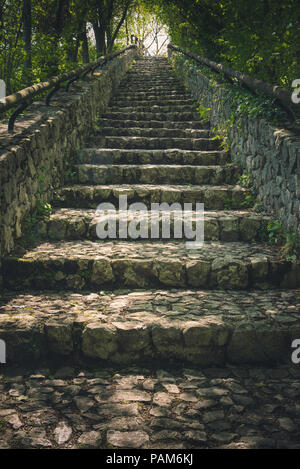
(95, 127), (210, 139)
(1, 289), (299, 365)
(126, 69), (173, 73)
(128, 71), (175, 76)
(3, 240), (299, 291)
(121, 78), (180, 84)
(126, 70), (173, 75)
(125, 77), (176, 82)
(103, 112), (201, 121)
(42, 208), (270, 243)
(119, 87), (186, 93)
(108, 105), (197, 113)
(53, 184), (251, 210)
(73, 164), (240, 186)
(96, 136), (220, 151)
(98, 119), (209, 130)
(110, 98), (195, 106)
(120, 83), (183, 90)
(126, 70), (174, 75)
(77, 149), (229, 166)
(121, 83), (182, 89)
(115, 92), (191, 99)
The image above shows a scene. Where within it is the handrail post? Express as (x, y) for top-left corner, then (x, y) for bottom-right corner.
(8, 99), (31, 132)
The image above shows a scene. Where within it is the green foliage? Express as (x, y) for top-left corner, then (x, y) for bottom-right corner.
(22, 198), (52, 242)
(266, 220), (300, 259)
(64, 168), (77, 184)
(238, 172), (252, 189)
(144, 0), (300, 88)
(266, 220), (285, 245)
(240, 194), (256, 209)
(196, 104), (211, 120)
(0, 0), (138, 99)
(223, 196), (238, 210)
(223, 86), (287, 125)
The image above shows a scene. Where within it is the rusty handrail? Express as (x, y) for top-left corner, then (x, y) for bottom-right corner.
(168, 43), (298, 122)
(0, 44), (138, 131)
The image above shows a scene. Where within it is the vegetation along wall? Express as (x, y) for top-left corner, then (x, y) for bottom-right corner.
(171, 53), (300, 238)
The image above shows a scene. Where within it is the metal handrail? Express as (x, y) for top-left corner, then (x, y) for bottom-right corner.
(168, 43), (298, 122)
(0, 44), (138, 131)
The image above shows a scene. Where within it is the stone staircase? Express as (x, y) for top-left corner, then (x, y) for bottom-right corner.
(1, 56), (300, 367)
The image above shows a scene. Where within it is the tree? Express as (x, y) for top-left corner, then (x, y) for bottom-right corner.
(23, 0), (32, 84)
(91, 0), (135, 56)
(142, 0), (300, 87)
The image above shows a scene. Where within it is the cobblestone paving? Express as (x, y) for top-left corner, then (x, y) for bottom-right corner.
(0, 289), (299, 367)
(1, 364), (300, 449)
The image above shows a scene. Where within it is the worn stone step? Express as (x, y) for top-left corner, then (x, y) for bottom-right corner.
(115, 92), (191, 99)
(95, 127), (210, 139)
(126, 70), (174, 74)
(126, 70), (173, 75)
(103, 112), (201, 121)
(120, 77), (185, 86)
(119, 88), (187, 94)
(3, 240), (299, 291)
(122, 78), (180, 84)
(53, 184), (251, 210)
(97, 136), (220, 151)
(108, 105), (197, 113)
(77, 149), (229, 166)
(98, 119), (209, 130)
(120, 83), (186, 89)
(110, 99), (194, 107)
(42, 208), (270, 243)
(1, 289), (299, 365)
(125, 79), (179, 83)
(73, 164), (240, 186)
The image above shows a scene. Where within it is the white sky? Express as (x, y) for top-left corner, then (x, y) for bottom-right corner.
(88, 22), (169, 57)
(143, 27), (169, 56)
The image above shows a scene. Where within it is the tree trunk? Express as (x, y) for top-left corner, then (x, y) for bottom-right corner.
(23, 0), (32, 84)
(81, 24), (90, 63)
(108, 0), (131, 52)
(93, 22), (106, 56)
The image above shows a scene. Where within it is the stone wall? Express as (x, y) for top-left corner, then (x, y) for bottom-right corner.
(171, 53), (300, 236)
(0, 47), (140, 287)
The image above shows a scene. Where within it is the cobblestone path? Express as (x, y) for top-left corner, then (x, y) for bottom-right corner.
(1, 364), (300, 449)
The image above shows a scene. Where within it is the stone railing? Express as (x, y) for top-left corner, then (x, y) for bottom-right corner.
(0, 46), (141, 287)
(169, 47), (300, 236)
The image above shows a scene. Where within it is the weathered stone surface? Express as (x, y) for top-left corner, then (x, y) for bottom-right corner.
(53, 184), (250, 210)
(0, 289), (299, 365)
(107, 430), (149, 448)
(74, 396), (95, 412)
(77, 431), (102, 448)
(3, 241), (298, 291)
(82, 323), (118, 360)
(53, 421), (72, 445)
(0, 363), (300, 449)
